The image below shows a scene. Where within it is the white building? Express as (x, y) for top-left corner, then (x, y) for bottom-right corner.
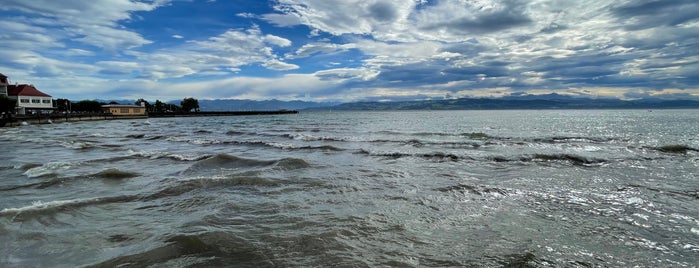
(7, 84), (54, 115)
(0, 73), (54, 114)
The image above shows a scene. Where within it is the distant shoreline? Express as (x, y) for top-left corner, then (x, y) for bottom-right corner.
(148, 110), (298, 117)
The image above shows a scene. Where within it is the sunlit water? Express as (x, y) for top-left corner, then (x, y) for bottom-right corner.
(1, 110), (697, 267)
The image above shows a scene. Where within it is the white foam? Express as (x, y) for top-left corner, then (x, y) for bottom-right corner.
(23, 162), (73, 178)
(0, 198), (90, 215)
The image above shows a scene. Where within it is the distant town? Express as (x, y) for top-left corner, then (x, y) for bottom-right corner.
(0, 72), (300, 127)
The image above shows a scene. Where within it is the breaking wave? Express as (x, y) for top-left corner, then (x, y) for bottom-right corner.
(0, 195), (137, 219)
(22, 162), (73, 178)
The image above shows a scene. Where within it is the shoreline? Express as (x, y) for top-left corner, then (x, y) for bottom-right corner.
(0, 110), (298, 127)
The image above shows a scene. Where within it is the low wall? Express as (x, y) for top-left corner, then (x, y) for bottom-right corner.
(2, 114), (148, 127)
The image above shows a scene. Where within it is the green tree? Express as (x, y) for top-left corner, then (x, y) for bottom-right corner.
(1, 95), (17, 113)
(135, 98), (151, 111)
(54, 98), (70, 111)
(72, 100), (103, 112)
(181, 97), (199, 112)
(154, 100), (165, 112)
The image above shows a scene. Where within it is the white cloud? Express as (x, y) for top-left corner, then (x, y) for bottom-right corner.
(286, 42), (356, 59)
(263, 60), (300, 71)
(0, 0), (169, 53)
(265, 0), (419, 39)
(263, 34), (292, 47)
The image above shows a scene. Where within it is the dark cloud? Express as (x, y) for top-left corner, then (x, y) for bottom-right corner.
(612, 0), (699, 30)
(420, 1), (532, 34)
(368, 2), (397, 22)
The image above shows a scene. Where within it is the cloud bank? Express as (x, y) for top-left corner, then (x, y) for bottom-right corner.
(0, 0), (697, 101)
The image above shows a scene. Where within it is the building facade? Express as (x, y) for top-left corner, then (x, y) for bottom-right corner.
(7, 84), (54, 115)
(1, 73), (55, 115)
(101, 104), (147, 116)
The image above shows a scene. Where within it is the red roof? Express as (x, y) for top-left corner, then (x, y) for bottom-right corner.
(7, 84), (52, 97)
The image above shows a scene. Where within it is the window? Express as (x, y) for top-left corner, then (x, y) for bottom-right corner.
(32, 99), (41, 103)
(42, 99), (51, 104)
(20, 98), (29, 103)
(133, 108), (142, 113)
(120, 108), (129, 113)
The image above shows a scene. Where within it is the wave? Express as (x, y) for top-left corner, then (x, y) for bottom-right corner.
(286, 133), (348, 142)
(59, 140), (97, 150)
(225, 130), (246, 135)
(125, 134), (145, 139)
(0, 182), (45, 191)
(16, 163), (43, 171)
(436, 184), (511, 196)
(145, 135), (166, 140)
(127, 150), (211, 162)
(651, 144), (699, 154)
(89, 232), (273, 267)
(23, 162), (74, 178)
(265, 143), (344, 151)
(0, 195), (137, 220)
(143, 175), (324, 202)
(372, 131), (493, 139)
(181, 154), (310, 176)
(491, 153), (606, 166)
(92, 168), (139, 179)
(530, 136), (619, 144)
(357, 150), (461, 161)
(621, 184), (699, 200)
(461, 132), (491, 139)
(143, 177), (281, 200)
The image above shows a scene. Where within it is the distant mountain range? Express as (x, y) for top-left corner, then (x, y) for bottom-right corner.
(192, 99), (337, 111)
(97, 95), (699, 111)
(323, 97), (699, 110)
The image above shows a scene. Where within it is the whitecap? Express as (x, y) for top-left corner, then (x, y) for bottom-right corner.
(625, 197), (644, 205)
(23, 162), (73, 178)
(0, 196), (136, 218)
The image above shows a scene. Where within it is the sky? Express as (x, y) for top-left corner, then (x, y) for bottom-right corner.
(1, 0), (698, 102)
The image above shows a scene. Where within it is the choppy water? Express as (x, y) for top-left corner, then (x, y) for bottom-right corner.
(1, 110), (698, 267)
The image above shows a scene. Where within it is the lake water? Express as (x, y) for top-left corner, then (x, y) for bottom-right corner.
(1, 110), (698, 267)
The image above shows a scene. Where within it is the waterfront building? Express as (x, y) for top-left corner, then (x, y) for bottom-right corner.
(101, 104), (147, 116)
(1, 73), (55, 114)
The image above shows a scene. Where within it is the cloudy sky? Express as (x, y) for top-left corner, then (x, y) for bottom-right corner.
(1, 0), (698, 102)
